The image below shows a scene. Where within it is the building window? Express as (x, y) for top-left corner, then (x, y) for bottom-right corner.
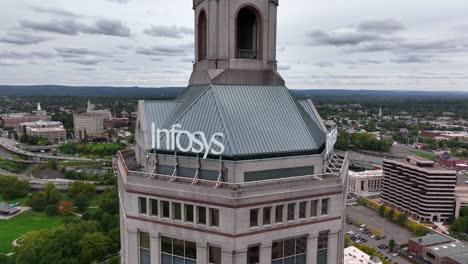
(272, 236), (307, 264)
(236, 7), (261, 60)
(139, 197), (147, 214)
(197, 206), (206, 224)
(162, 200), (170, 218)
(185, 204), (194, 222)
(197, 11), (207, 61)
(299, 202), (307, 219)
(139, 231), (151, 264)
(161, 236), (197, 264)
(250, 208), (259, 227)
(321, 199), (329, 215)
(209, 245), (221, 264)
(173, 202), (182, 220)
(247, 245), (260, 264)
(287, 203), (296, 221)
(210, 208), (219, 227)
(150, 199), (158, 216)
(310, 200), (318, 217)
(317, 231), (329, 264)
(275, 205), (284, 223)
(263, 207), (272, 225)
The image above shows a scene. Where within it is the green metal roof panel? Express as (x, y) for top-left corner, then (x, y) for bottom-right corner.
(143, 85), (326, 158)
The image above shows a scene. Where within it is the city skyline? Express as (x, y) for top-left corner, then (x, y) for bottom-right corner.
(0, 0), (468, 90)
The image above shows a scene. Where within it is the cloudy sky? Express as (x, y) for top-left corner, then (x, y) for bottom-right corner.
(1, 0), (468, 90)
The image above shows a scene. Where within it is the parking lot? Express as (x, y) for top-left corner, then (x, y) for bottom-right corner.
(346, 205), (413, 264)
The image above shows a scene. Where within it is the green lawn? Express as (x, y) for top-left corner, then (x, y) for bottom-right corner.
(410, 150), (436, 160)
(0, 194), (29, 206)
(0, 211), (63, 253)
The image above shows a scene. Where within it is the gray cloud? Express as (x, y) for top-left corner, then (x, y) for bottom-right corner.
(136, 45), (187, 57)
(20, 18), (131, 37)
(0, 32), (52, 45)
(31, 6), (81, 17)
(278, 65), (291, 70)
(391, 55), (432, 64)
(314, 61), (334, 67)
(64, 58), (101, 65)
(307, 29), (381, 46)
(0, 51), (55, 60)
(143, 25), (193, 38)
(107, 0), (130, 3)
(357, 19), (405, 33)
(55, 47), (111, 58)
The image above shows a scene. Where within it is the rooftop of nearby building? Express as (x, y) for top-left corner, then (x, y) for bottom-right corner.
(348, 169), (383, 178)
(448, 252), (468, 263)
(409, 234), (452, 246)
(384, 156), (457, 173)
(428, 242), (468, 258)
(20, 120), (62, 127)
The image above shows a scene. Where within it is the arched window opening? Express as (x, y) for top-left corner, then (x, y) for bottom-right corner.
(198, 11), (207, 61)
(236, 7), (260, 59)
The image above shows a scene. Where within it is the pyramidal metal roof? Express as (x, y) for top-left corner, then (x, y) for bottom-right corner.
(140, 85), (327, 158)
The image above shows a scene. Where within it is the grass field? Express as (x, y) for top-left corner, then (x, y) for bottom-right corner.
(0, 211), (63, 253)
(410, 149), (436, 160)
(0, 194), (29, 206)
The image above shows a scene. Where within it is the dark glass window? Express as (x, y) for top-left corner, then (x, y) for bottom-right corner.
(275, 205), (284, 223)
(287, 203), (296, 221)
(321, 199), (329, 215)
(271, 236), (307, 264)
(185, 204), (194, 222)
(173, 202), (182, 220)
(250, 209), (259, 227)
(263, 207), (272, 225)
(317, 231), (329, 264)
(139, 231), (150, 264)
(139, 197), (147, 214)
(197, 206), (206, 224)
(161, 236), (197, 264)
(209, 245), (222, 264)
(310, 200), (318, 217)
(150, 199), (158, 216)
(247, 245), (260, 264)
(161, 200), (170, 218)
(299, 202), (307, 219)
(210, 208), (219, 227)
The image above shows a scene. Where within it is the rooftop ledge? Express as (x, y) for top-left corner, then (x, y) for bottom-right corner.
(114, 150), (348, 192)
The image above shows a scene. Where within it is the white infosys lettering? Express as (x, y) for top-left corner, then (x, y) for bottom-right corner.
(152, 124), (225, 159)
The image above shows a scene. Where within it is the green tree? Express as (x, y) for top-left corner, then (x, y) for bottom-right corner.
(389, 239), (396, 252)
(44, 182), (61, 204)
(0, 176), (29, 200)
(29, 192), (48, 211)
(460, 207), (468, 217)
(99, 188), (119, 215)
(79, 233), (111, 263)
(45, 204), (58, 216)
(397, 214), (408, 226)
(69, 181), (96, 199)
(379, 205), (386, 217)
(387, 209), (395, 220)
(74, 192), (90, 212)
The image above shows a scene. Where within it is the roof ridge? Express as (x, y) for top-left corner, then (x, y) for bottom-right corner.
(208, 85), (236, 156)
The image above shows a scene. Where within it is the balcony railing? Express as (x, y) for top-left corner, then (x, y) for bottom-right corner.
(237, 49), (258, 60)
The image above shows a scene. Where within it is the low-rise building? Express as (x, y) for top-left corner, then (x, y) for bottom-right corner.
(408, 234), (452, 256)
(3, 103), (50, 128)
(423, 242), (468, 264)
(348, 170), (383, 198)
(344, 246), (382, 264)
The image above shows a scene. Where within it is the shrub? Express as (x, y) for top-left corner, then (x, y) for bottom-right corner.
(45, 204), (58, 216)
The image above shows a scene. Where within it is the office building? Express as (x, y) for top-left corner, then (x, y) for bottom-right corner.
(20, 120), (66, 142)
(73, 100), (112, 140)
(115, 1), (349, 264)
(381, 156), (457, 222)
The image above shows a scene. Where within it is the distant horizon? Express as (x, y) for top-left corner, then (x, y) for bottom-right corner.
(0, 84), (467, 93)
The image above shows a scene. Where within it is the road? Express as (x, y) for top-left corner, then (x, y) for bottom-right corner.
(0, 137), (109, 162)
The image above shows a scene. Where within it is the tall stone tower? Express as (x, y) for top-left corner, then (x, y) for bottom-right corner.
(190, 0), (283, 86)
(115, 1), (348, 264)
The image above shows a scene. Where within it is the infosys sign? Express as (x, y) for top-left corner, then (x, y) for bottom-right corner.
(151, 124), (225, 159)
